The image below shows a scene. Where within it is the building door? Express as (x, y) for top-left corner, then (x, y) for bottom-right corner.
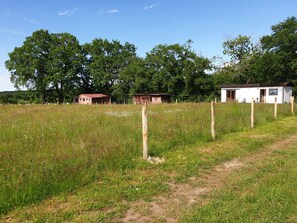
(260, 89), (266, 102)
(226, 90), (236, 101)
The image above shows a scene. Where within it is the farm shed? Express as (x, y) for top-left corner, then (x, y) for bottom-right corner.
(133, 93), (171, 104)
(221, 83), (293, 104)
(74, 94), (111, 105)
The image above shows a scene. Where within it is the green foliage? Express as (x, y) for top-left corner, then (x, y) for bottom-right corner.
(223, 35), (253, 63)
(0, 91), (31, 104)
(258, 16), (297, 86)
(5, 32), (214, 103)
(4, 17), (297, 103)
(5, 30), (52, 103)
(114, 58), (148, 103)
(144, 40), (213, 101)
(218, 16), (297, 91)
(84, 39), (137, 101)
(47, 33), (83, 103)
(5, 30), (84, 104)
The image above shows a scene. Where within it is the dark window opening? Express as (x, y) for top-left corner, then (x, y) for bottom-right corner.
(269, 89), (278, 96)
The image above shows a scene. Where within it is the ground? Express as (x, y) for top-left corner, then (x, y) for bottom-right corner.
(1, 117), (297, 223)
(118, 134), (297, 222)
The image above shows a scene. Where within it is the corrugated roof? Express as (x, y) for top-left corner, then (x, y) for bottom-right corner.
(80, 94), (110, 98)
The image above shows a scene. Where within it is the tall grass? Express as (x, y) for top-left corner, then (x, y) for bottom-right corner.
(0, 102), (293, 214)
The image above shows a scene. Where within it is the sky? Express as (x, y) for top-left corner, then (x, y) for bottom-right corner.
(0, 0), (296, 91)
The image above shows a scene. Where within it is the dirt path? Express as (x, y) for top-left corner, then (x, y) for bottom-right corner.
(118, 133), (297, 223)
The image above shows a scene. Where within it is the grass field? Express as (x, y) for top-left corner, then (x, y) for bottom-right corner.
(0, 102), (294, 218)
(181, 144), (297, 223)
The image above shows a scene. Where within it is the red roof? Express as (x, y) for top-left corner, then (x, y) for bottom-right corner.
(80, 94), (110, 98)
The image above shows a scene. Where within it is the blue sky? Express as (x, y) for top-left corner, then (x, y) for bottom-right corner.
(0, 0), (296, 91)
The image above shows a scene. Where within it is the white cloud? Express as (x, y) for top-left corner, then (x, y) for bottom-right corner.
(0, 27), (20, 35)
(99, 9), (119, 15)
(59, 10), (69, 16)
(144, 3), (158, 10)
(107, 9), (119, 14)
(24, 17), (40, 25)
(58, 8), (78, 16)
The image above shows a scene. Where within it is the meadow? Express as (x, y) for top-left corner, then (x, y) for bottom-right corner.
(0, 102), (293, 215)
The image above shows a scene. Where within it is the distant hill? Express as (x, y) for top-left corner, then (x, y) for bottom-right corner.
(0, 90), (31, 104)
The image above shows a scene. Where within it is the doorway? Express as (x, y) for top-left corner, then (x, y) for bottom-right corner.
(226, 90), (236, 101)
(260, 89), (266, 102)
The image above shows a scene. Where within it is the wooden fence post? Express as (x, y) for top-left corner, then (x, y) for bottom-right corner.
(211, 101), (215, 140)
(142, 102), (148, 159)
(274, 97), (278, 119)
(251, 98), (254, 129)
(291, 96), (295, 116)
(215, 98), (217, 103)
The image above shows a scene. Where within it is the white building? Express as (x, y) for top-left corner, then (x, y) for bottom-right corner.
(221, 83), (293, 104)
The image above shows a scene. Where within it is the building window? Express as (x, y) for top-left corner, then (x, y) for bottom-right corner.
(83, 98), (85, 101)
(269, 89), (278, 96)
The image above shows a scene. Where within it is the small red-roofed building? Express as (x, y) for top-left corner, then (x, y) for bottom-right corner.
(74, 94), (111, 105)
(133, 93), (171, 104)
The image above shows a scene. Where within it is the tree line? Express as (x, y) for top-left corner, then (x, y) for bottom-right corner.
(5, 16), (297, 104)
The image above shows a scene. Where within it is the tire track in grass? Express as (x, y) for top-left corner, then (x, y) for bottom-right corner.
(118, 134), (297, 223)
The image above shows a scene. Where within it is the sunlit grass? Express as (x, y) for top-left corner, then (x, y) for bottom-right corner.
(181, 138), (297, 223)
(0, 102), (293, 214)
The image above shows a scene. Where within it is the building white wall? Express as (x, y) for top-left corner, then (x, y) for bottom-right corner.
(236, 88), (259, 103)
(221, 89), (227, 102)
(264, 86), (282, 103)
(221, 86), (292, 104)
(284, 87), (292, 103)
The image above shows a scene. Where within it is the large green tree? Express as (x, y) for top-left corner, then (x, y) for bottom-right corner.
(223, 35), (254, 64)
(47, 33), (83, 103)
(84, 39), (138, 101)
(5, 30), (84, 103)
(144, 40), (212, 101)
(219, 17), (297, 87)
(258, 16), (297, 85)
(111, 58), (147, 103)
(221, 35), (257, 84)
(5, 29), (52, 103)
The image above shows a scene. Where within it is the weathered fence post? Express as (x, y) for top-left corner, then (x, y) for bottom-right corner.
(251, 97), (254, 129)
(274, 97), (278, 119)
(291, 96), (295, 116)
(211, 101), (215, 140)
(142, 102), (148, 159)
(215, 98), (217, 103)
